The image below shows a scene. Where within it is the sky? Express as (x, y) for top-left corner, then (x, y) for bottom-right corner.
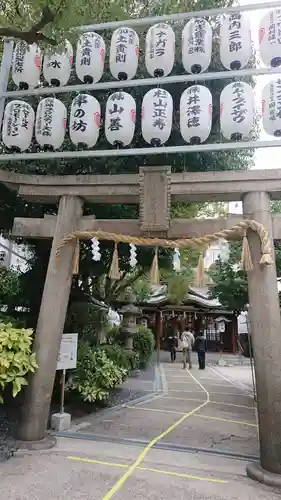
(240, 0), (281, 170)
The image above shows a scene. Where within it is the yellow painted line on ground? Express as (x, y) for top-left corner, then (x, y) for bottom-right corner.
(162, 396), (255, 410)
(168, 381), (231, 388)
(167, 389), (251, 396)
(126, 405), (257, 427)
(197, 414), (258, 428)
(101, 368), (210, 500)
(168, 376), (226, 383)
(166, 389), (206, 393)
(127, 405), (184, 415)
(67, 455), (227, 484)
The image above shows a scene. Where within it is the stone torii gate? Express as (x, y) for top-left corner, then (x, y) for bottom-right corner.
(3, 165), (281, 487)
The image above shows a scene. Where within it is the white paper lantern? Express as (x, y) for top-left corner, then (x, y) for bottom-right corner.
(2, 100), (34, 152)
(182, 18), (212, 74)
(110, 28), (139, 80)
(105, 91), (136, 146)
(43, 41), (73, 87)
(141, 88), (173, 146)
(262, 79), (281, 136)
(220, 13), (252, 70)
(70, 94), (100, 148)
(35, 98), (67, 150)
(12, 42), (42, 90)
(76, 32), (105, 84)
(259, 10), (281, 68)
(145, 23), (175, 77)
(180, 85), (212, 144)
(220, 82), (254, 140)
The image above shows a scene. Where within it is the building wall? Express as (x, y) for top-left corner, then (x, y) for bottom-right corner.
(203, 202), (243, 269)
(0, 236), (31, 272)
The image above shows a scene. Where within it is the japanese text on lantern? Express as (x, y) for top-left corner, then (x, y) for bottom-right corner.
(20, 103), (30, 131)
(80, 34), (93, 66)
(152, 88), (168, 130)
(276, 80), (281, 119)
(268, 10), (281, 45)
(186, 86), (201, 128)
(155, 25), (167, 57)
(108, 92), (124, 131)
(228, 12), (242, 52)
(269, 79), (281, 121)
(42, 98), (54, 137)
(72, 94), (88, 132)
(13, 43), (25, 73)
(188, 20), (206, 54)
(116, 29), (129, 63)
(48, 59), (61, 69)
(7, 103), (20, 137)
(231, 82), (246, 123)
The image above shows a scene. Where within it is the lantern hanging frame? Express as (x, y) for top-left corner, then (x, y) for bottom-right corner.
(81, 1), (281, 32)
(4, 66), (281, 99)
(0, 138), (281, 162)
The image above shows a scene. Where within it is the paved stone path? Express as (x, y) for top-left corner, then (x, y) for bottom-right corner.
(1, 360), (280, 499)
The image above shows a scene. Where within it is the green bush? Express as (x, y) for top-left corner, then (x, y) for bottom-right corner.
(0, 323), (38, 403)
(133, 325), (155, 367)
(102, 344), (140, 373)
(70, 343), (127, 403)
(106, 325), (126, 346)
(125, 351), (140, 371)
(0, 314), (25, 328)
(102, 344), (131, 371)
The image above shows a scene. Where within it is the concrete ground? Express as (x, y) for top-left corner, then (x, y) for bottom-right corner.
(0, 355), (280, 499)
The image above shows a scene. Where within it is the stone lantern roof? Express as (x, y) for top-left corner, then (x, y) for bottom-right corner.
(119, 303), (142, 316)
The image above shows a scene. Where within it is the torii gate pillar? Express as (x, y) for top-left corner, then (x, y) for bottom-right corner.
(243, 192), (281, 487)
(19, 195), (83, 442)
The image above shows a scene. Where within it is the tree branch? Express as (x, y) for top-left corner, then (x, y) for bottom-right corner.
(0, 6), (58, 45)
(0, 27), (57, 45)
(114, 269), (145, 295)
(30, 7), (55, 34)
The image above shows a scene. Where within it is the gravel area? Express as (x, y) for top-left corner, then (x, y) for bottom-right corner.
(105, 362), (156, 408)
(48, 360), (157, 421)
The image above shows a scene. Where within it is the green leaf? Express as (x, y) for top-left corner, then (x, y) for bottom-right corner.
(0, 323), (37, 404)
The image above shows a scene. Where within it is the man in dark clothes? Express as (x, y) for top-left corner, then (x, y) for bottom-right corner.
(195, 331), (207, 369)
(168, 335), (178, 363)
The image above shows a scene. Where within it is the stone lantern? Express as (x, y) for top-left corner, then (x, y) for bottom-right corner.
(119, 290), (142, 351)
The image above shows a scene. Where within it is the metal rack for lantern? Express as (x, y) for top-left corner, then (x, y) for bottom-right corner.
(1, 1), (281, 160)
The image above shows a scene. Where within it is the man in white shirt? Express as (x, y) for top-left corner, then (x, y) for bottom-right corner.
(181, 328), (195, 369)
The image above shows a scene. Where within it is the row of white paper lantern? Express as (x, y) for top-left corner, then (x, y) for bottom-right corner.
(3, 81), (281, 152)
(11, 9), (281, 90)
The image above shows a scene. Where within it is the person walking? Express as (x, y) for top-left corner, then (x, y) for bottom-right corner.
(168, 334), (178, 363)
(181, 327), (195, 369)
(195, 331), (207, 369)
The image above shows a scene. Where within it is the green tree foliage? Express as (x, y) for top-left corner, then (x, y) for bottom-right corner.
(0, 0), (131, 46)
(209, 241), (281, 313)
(0, 0), (256, 323)
(0, 267), (21, 307)
(209, 241), (248, 313)
(0, 323), (38, 402)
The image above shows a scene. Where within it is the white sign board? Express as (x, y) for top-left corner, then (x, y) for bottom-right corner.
(56, 333), (78, 371)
